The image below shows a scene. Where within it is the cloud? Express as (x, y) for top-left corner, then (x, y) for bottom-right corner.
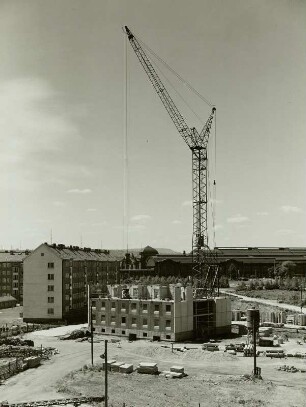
(257, 211), (268, 216)
(182, 200), (192, 207)
(276, 229), (294, 236)
(67, 188), (92, 194)
(227, 214), (249, 224)
(53, 201), (66, 207)
(280, 205), (303, 213)
(172, 220), (182, 225)
(0, 77), (97, 196)
(87, 208), (97, 212)
(130, 214), (151, 222)
(0, 78), (80, 169)
(213, 224), (223, 231)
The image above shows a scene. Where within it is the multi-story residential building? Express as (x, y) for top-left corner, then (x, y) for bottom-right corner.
(23, 243), (123, 323)
(0, 250), (29, 304)
(90, 284), (231, 341)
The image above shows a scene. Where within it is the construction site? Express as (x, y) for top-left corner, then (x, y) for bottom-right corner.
(1, 1), (306, 406)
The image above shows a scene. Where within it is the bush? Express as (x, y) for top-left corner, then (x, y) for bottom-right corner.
(219, 276), (229, 288)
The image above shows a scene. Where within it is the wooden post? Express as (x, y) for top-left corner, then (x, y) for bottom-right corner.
(253, 318), (257, 376)
(91, 303), (94, 366)
(105, 340), (108, 407)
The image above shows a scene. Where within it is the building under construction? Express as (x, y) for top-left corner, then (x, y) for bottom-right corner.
(90, 283), (231, 342)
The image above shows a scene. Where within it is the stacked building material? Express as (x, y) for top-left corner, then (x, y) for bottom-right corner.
(258, 337), (274, 347)
(258, 327), (272, 337)
(265, 349), (285, 358)
(110, 362), (124, 372)
(297, 314), (306, 326)
(102, 359), (116, 371)
(170, 366), (184, 374)
(137, 362), (158, 374)
(202, 343), (219, 351)
(119, 363), (133, 374)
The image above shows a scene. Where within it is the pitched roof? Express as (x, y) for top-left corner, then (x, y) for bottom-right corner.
(0, 251), (29, 263)
(0, 295), (17, 303)
(153, 247), (306, 265)
(43, 243), (124, 261)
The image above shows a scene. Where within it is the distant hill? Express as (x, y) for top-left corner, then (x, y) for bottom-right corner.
(155, 248), (182, 255)
(109, 248), (182, 256)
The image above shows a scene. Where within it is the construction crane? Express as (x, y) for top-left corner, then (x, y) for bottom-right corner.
(124, 26), (218, 296)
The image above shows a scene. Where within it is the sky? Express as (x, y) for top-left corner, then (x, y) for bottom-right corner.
(0, 0), (305, 252)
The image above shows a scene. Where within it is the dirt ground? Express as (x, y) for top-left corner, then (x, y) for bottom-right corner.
(1, 326), (305, 407)
(0, 306), (23, 326)
(1, 307), (306, 406)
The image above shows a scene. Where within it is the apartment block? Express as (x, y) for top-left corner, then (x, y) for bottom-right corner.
(90, 284), (231, 341)
(23, 243), (122, 323)
(0, 250), (29, 304)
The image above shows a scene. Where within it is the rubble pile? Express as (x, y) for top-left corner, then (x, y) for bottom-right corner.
(0, 338), (34, 347)
(59, 328), (90, 341)
(0, 345), (58, 360)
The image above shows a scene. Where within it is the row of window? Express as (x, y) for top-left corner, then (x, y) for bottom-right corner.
(96, 301), (172, 313)
(97, 315), (171, 328)
(99, 328), (172, 340)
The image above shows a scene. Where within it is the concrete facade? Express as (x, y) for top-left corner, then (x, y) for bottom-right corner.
(90, 284), (231, 341)
(0, 250), (29, 304)
(23, 243), (122, 323)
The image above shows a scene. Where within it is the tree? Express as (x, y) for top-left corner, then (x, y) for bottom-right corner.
(274, 261), (297, 278)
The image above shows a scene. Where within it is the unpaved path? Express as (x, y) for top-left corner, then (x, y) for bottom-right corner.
(220, 290), (306, 314)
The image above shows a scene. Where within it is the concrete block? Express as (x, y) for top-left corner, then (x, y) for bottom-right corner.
(170, 365), (184, 374)
(110, 362), (124, 372)
(119, 363), (133, 374)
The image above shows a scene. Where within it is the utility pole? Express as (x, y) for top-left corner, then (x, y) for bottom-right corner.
(300, 281), (303, 314)
(105, 340), (108, 407)
(90, 303), (93, 366)
(253, 317), (257, 376)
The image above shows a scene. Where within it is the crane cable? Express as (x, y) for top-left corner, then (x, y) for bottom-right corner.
(136, 35), (214, 108)
(124, 33), (129, 252)
(208, 112), (217, 250)
(151, 57), (206, 126)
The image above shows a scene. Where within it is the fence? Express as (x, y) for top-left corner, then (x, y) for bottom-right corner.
(0, 358), (24, 381)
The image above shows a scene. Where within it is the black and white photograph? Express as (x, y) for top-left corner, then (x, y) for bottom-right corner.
(0, 1), (305, 406)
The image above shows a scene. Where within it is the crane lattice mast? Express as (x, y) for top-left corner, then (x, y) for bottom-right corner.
(124, 26), (218, 296)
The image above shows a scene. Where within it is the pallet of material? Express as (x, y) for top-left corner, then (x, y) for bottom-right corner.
(137, 362), (158, 374)
(266, 350), (285, 358)
(102, 359), (116, 371)
(110, 362), (124, 372)
(266, 349), (284, 353)
(119, 363), (133, 374)
(170, 366), (184, 374)
(202, 343), (219, 350)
